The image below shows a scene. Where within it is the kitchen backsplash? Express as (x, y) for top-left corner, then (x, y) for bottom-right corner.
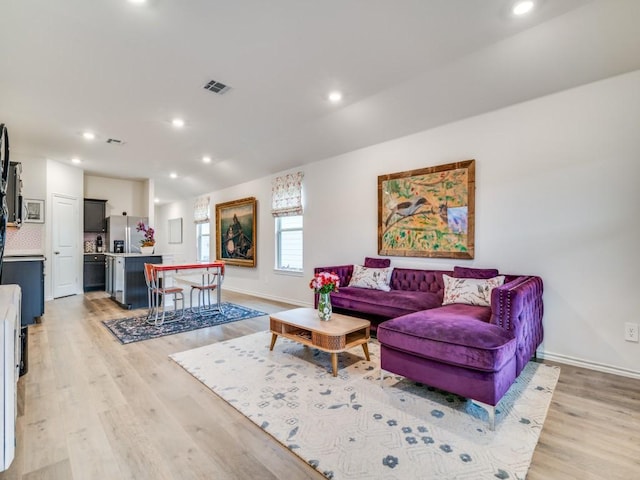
(4, 227), (106, 255)
(5, 224), (44, 255)
(84, 232), (105, 253)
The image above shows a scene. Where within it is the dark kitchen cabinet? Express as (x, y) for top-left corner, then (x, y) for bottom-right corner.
(83, 254), (106, 291)
(1, 257), (45, 376)
(84, 198), (107, 232)
(1, 256), (45, 326)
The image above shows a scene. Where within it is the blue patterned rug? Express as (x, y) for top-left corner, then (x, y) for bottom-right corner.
(102, 303), (267, 344)
(171, 332), (560, 479)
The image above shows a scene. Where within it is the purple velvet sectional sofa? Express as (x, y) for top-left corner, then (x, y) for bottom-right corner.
(314, 259), (544, 422)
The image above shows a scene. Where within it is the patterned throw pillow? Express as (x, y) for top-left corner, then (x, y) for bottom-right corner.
(442, 274), (506, 307)
(348, 265), (394, 292)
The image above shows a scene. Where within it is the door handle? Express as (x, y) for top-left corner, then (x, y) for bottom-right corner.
(54, 251), (60, 254)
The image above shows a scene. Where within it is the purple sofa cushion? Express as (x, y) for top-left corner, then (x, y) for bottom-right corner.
(453, 266), (499, 279)
(364, 257), (391, 268)
(377, 305), (515, 372)
(331, 286), (442, 319)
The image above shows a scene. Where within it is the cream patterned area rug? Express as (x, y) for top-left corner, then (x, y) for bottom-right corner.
(170, 331), (559, 480)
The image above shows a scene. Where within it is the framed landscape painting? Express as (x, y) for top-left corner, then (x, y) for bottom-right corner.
(215, 197), (257, 267)
(378, 160), (475, 259)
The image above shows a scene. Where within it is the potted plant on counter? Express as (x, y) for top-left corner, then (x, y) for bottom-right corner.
(137, 221), (156, 254)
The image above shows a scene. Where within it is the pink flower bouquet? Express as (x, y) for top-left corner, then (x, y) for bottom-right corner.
(309, 271), (340, 294)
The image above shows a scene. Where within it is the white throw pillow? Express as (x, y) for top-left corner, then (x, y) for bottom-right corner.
(442, 274), (505, 307)
(348, 265), (394, 292)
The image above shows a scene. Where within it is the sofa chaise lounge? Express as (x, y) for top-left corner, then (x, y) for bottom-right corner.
(314, 259), (544, 426)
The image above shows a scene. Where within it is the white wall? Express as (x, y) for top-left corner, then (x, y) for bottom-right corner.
(160, 70), (640, 377)
(318, 70), (639, 377)
(155, 200), (194, 264)
(84, 175), (148, 218)
(19, 157), (47, 199)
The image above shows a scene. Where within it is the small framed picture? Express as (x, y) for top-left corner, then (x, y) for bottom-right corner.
(24, 198), (45, 223)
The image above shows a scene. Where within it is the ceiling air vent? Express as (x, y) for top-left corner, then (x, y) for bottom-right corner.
(203, 79), (231, 95)
(106, 138), (125, 145)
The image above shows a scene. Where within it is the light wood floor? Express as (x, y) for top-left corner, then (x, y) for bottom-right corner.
(1, 291), (638, 479)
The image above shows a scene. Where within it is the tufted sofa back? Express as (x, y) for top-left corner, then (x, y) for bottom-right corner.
(389, 268), (450, 298)
(314, 264), (522, 304)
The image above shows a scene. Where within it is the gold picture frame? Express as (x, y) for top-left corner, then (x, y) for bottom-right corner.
(378, 160), (475, 259)
(215, 197), (257, 267)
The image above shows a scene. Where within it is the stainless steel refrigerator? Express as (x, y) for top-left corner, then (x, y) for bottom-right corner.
(106, 215), (148, 253)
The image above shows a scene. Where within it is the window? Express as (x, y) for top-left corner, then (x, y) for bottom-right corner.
(276, 215), (302, 271)
(197, 222), (210, 262)
(272, 171), (303, 272)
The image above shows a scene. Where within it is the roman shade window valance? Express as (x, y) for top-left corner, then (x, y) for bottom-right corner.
(194, 195), (210, 224)
(271, 172), (304, 217)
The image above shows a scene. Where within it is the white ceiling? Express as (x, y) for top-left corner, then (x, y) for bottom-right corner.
(1, 0), (639, 204)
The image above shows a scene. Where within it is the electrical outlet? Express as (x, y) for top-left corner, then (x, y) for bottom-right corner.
(624, 322), (639, 342)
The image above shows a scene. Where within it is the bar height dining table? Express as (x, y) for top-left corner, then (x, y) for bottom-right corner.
(147, 261), (225, 325)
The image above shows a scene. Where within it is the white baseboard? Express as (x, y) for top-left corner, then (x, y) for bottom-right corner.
(223, 286), (312, 309)
(539, 351), (640, 380)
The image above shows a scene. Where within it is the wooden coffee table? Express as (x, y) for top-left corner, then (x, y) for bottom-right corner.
(269, 308), (371, 376)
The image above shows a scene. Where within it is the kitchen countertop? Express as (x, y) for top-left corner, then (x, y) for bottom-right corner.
(3, 255), (46, 262)
(104, 253), (163, 257)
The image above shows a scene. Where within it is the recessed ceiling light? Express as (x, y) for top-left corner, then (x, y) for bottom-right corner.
(154, 198), (160, 203)
(172, 118), (185, 128)
(169, 172), (178, 179)
(328, 91), (343, 103)
(72, 157), (82, 164)
(202, 156), (212, 164)
(82, 131), (95, 140)
(513, 1), (534, 16)
(128, 0), (147, 4)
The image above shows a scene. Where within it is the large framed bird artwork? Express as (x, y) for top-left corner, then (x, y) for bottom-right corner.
(378, 160), (475, 259)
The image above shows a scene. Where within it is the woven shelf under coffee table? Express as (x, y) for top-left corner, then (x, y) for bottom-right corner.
(269, 307), (371, 377)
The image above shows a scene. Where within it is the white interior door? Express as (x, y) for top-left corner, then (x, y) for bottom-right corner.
(52, 194), (79, 298)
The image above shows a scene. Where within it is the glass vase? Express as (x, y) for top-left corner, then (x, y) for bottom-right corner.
(317, 292), (332, 321)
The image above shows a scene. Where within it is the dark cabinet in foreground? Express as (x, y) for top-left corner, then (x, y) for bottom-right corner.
(83, 254), (106, 291)
(1, 256), (45, 377)
(1, 256), (45, 326)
